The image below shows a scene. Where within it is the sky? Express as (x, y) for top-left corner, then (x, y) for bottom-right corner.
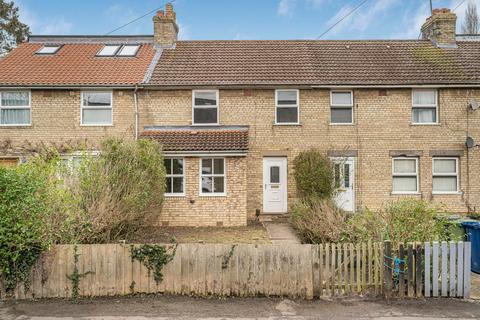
(13, 0), (480, 40)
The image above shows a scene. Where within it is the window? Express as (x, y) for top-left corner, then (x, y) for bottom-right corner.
(164, 157), (184, 195)
(200, 158), (225, 195)
(432, 158), (458, 193)
(36, 45), (61, 54)
(392, 157), (419, 194)
(81, 91), (113, 126)
(412, 89), (437, 124)
(275, 89), (299, 124)
(117, 45), (140, 56)
(97, 45), (121, 56)
(192, 90), (218, 125)
(270, 166), (280, 183)
(331, 91), (353, 124)
(0, 91), (31, 126)
(333, 162), (351, 189)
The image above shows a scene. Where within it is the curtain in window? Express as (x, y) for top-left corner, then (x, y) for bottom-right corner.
(413, 108), (436, 123)
(1, 92), (29, 106)
(433, 177), (457, 192)
(413, 91), (435, 105)
(1, 109), (30, 124)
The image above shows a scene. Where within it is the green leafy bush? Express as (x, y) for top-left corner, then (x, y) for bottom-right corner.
(293, 149), (334, 200)
(290, 198), (348, 243)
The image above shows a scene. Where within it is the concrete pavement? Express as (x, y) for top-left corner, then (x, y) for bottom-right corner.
(1, 295), (479, 320)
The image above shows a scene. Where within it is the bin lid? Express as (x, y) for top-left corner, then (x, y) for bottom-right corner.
(461, 221), (480, 229)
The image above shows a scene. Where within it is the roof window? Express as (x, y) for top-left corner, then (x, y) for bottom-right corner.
(36, 45), (61, 55)
(96, 45), (121, 56)
(96, 44), (141, 57)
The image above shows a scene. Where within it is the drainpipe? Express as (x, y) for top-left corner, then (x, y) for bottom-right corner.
(134, 85), (139, 140)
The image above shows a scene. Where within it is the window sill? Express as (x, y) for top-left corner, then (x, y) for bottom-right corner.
(432, 192), (462, 195)
(199, 193), (227, 197)
(329, 123), (355, 126)
(391, 192), (422, 196)
(0, 124), (32, 128)
(273, 123), (302, 126)
(80, 124), (114, 127)
(410, 123), (441, 126)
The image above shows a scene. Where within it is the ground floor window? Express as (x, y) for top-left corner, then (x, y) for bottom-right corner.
(200, 158), (225, 195)
(164, 157), (184, 195)
(432, 157), (458, 194)
(392, 157), (418, 194)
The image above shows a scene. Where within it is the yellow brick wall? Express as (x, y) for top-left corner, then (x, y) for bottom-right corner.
(160, 156), (248, 227)
(139, 88), (480, 218)
(0, 89), (135, 154)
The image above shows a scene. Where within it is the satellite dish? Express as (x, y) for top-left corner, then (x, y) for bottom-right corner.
(466, 136), (476, 149)
(469, 99), (479, 111)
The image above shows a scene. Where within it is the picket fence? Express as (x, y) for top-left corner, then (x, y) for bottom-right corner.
(0, 241), (472, 300)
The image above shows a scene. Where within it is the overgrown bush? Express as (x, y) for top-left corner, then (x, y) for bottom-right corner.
(293, 149), (334, 200)
(290, 198), (348, 243)
(73, 138), (166, 243)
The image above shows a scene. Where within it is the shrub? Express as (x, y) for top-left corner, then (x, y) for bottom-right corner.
(294, 149), (334, 200)
(290, 198), (348, 243)
(74, 138), (166, 243)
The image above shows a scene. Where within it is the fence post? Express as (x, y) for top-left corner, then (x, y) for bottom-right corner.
(398, 243), (405, 298)
(415, 243), (423, 297)
(384, 240), (392, 298)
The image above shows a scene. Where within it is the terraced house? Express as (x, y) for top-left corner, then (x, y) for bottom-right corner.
(1, 5), (479, 226)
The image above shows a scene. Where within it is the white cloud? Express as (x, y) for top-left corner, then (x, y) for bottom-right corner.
(16, 1), (72, 35)
(178, 22), (190, 40)
(392, 2), (430, 39)
(277, 0), (295, 16)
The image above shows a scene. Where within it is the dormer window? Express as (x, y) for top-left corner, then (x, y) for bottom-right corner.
(36, 45), (61, 55)
(97, 45), (121, 56)
(96, 44), (141, 57)
(117, 45), (140, 56)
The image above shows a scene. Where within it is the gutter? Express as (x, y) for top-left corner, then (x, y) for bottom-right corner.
(163, 151), (248, 157)
(0, 85), (143, 90)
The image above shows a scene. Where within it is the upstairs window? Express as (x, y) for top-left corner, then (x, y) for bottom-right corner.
(81, 91), (113, 126)
(97, 45), (121, 56)
(0, 91), (31, 126)
(36, 45), (61, 55)
(331, 91), (353, 124)
(275, 89), (299, 124)
(432, 158), (458, 193)
(192, 90), (218, 125)
(392, 157), (419, 194)
(412, 89), (437, 124)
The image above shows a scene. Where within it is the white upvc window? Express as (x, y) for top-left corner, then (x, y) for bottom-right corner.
(36, 45), (61, 55)
(192, 90), (219, 125)
(432, 157), (459, 194)
(200, 158), (226, 196)
(392, 157), (419, 194)
(61, 151), (99, 172)
(0, 91), (31, 126)
(412, 89), (438, 124)
(275, 89), (299, 124)
(330, 90), (353, 124)
(81, 91), (113, 126)
(164, 157), (185, 196)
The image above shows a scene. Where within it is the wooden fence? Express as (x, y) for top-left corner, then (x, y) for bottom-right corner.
(0, 241), (472, 300)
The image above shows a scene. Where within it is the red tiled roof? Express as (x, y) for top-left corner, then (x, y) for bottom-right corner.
(141, 126), (249, 152)
(0, 42), (155, 86)
(148, 40), (480, 86)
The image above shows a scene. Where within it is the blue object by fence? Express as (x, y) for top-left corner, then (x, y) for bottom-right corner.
(462, 221), (480, 274)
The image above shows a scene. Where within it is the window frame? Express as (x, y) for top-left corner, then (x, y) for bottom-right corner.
(392, 157), (419, 194)
(96, 45), (122, 57)
(330, 90), (354, 125)
(192, 90), (219, 126)
(164, 157), (185, 197)
(275, 89), (300, 125)
(199, 157), (226, 196)
(411, 89), (438, 125)
(80, 91), (113, 126)
(36, 45), (62, 55)
(432, 157), (459, 194)
(116, 45), (141, 57)
(0, 90), (32, 126)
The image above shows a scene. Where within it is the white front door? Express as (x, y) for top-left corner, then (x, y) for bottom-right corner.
(263, 157), (288, 213)
(332, 157), (355, 212)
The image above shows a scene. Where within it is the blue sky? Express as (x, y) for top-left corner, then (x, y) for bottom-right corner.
(14, 0), (479, 40)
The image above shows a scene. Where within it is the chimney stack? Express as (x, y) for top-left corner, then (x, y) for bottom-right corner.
(421, 8), (457, 48)
(153, 3), (178, 47)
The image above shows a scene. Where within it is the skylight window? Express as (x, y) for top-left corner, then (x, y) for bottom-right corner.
(36, 45), (61, 55)
(117, 45), (140, 56)
(96, 45), (121, 56)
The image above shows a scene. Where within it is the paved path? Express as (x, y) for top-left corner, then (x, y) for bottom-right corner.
(263, 221), (301, 244)
(1, 295), (479, 319)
